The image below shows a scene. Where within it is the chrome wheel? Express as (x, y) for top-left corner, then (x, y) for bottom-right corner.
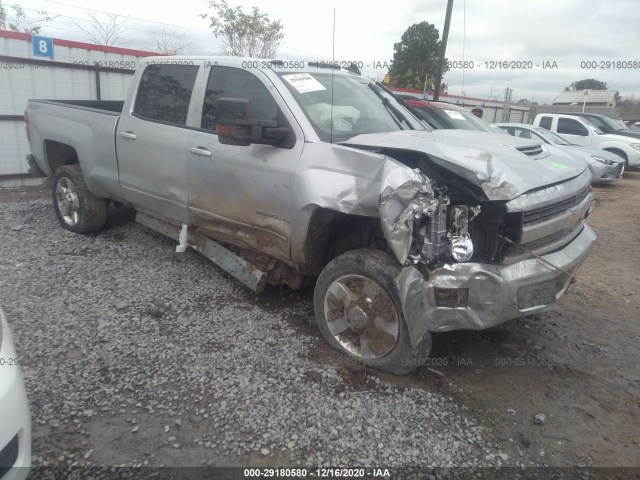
(55, 177), (80, 227)
(323, 274), (399, 360)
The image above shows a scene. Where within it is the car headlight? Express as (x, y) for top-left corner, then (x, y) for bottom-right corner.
(591, 155), (615, 165)
(450, 234), (474, 262)
(631, 143), (640, 152)
(448, 205), (481, 263)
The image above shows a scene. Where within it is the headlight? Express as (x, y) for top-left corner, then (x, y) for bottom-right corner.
(591, 155), (614, 165)
(450, 234), (474, 262)
(631, 143), (640, 152)
(448, 205), (480, 262)
(452, 205), (469, 229)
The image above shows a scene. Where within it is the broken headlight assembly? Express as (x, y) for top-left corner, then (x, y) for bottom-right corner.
(448, 205), (481, 262)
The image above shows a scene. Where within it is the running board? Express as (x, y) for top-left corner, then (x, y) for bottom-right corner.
(135, 212), (267, 293)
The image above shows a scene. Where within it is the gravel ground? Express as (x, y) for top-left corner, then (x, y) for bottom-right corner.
(0, 197), (517, 475)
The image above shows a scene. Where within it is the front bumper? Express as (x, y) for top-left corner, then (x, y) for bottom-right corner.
(590, 161), (624, 184)
(397, 225), (597, 346)
(0, 308), (31, 480)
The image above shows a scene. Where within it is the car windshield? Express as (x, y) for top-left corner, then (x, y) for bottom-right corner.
(588, 115), (628, 132)
(412, 105), (495, 133)
(609, 118), (629, 130)
(532, 126), (571, 145)
(277, 72), (423, 142)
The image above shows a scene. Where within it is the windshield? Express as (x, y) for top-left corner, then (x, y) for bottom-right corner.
(277, 72), (423, 142)
(412, 106), (495, 133)
(532, 126), (571, 145)
(610, 118), (629, 130)
(587, 115), (628, 132)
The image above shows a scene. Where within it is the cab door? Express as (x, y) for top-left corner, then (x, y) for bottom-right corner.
(186, 66), (303, 262)
(116, 62), (201, 225)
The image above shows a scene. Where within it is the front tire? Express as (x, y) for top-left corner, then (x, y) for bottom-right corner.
(314, 249), (431, 375)
(52, 165), (107, 233)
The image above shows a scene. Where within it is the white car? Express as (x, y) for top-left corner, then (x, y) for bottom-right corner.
(532, 113), (640, 169)
(0, 307), (31, 480)
(494, 123), (625, 184)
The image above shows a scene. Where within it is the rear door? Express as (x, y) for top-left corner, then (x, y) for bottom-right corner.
(116, 62), (202, 225)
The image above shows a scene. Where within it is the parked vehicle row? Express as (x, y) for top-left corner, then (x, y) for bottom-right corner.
(532, 113), (640, 170)
(494, 123), (625, 184)
(399, 99), (624, 185)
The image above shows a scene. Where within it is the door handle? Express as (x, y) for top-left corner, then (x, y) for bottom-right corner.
(119, 131), (137, 140)
(189, 146), (212, 157)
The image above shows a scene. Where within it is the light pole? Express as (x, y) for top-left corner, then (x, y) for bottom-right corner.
(582, 90), (589, 113)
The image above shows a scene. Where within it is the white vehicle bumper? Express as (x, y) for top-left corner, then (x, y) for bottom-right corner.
(0, 308), (31, 480)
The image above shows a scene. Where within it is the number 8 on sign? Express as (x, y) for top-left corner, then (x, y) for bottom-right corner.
(32, 35), (54, 59)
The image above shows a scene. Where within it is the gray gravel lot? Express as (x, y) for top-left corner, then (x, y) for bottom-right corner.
(0, 197), (512, 474)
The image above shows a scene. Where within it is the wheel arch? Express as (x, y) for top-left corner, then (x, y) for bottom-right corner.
(44, 140), (79, 174)
(299, 207), (387, 276)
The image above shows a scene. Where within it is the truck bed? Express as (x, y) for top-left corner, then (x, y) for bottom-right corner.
(26, 98), (125, 200)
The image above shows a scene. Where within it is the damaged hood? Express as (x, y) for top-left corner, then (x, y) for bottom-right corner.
(342, 130), (587, 200)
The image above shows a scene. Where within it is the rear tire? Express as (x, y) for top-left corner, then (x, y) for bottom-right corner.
(52, 165), (108, 233)
(314, 249), (432, 375)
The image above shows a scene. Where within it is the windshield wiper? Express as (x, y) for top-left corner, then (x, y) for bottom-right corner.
(367, 83), (412, 128)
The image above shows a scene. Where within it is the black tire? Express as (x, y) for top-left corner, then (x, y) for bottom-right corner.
(313, 248), (432, 375)
(52, 165), (108, 233)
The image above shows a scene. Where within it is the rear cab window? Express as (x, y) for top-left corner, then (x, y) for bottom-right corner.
(133, 64), (200, 126)
(538, 116), (553, 130)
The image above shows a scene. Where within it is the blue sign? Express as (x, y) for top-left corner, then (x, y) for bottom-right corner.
(422, 91), (429, 100)
(32, 36), (54, 59)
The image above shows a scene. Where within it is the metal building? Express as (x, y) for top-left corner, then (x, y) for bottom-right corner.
(0, 30), (157, 183)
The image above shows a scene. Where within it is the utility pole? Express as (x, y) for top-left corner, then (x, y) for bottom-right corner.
(502, 87), (513, 122)
(434, 0), (454, 101)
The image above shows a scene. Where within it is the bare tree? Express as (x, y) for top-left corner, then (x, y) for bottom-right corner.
(0, 0), (56, 34)
(153, 27), (191, 55)
(200, 0), (284, 58)
(74, 11), (129, 46)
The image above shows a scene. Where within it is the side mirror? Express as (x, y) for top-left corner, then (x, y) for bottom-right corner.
(217, 97), (290, 147)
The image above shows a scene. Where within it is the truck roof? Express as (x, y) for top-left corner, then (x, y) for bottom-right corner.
(140, 56), (363, 76)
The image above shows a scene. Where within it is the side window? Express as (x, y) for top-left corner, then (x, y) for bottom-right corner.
(201, 66), (280, 132)
(558, 118), (588, 136)
(134, 64), (199, 126)
(514, 128), (532, 139)
(538, 116), (553, 130)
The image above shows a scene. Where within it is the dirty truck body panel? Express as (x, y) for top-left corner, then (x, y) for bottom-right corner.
(26, 56), (597, 371)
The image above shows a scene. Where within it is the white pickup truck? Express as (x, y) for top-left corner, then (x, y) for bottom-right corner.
(533, 113), (640, 169)
(25, 57), (597, 374)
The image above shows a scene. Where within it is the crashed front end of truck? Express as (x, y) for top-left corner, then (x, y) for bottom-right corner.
(342, 133), (597, 353)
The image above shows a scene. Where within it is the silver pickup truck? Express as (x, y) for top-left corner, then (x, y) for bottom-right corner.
(25, 56), (597, 374)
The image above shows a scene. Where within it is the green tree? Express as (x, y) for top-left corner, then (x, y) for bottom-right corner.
(565, 78), (608, 91)
(388, 22), (447, 90)
(200, 0), (284, 58)
(0, 0), (56, 34)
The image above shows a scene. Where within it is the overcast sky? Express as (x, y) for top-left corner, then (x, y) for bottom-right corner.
(18, 0), (640, 104)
